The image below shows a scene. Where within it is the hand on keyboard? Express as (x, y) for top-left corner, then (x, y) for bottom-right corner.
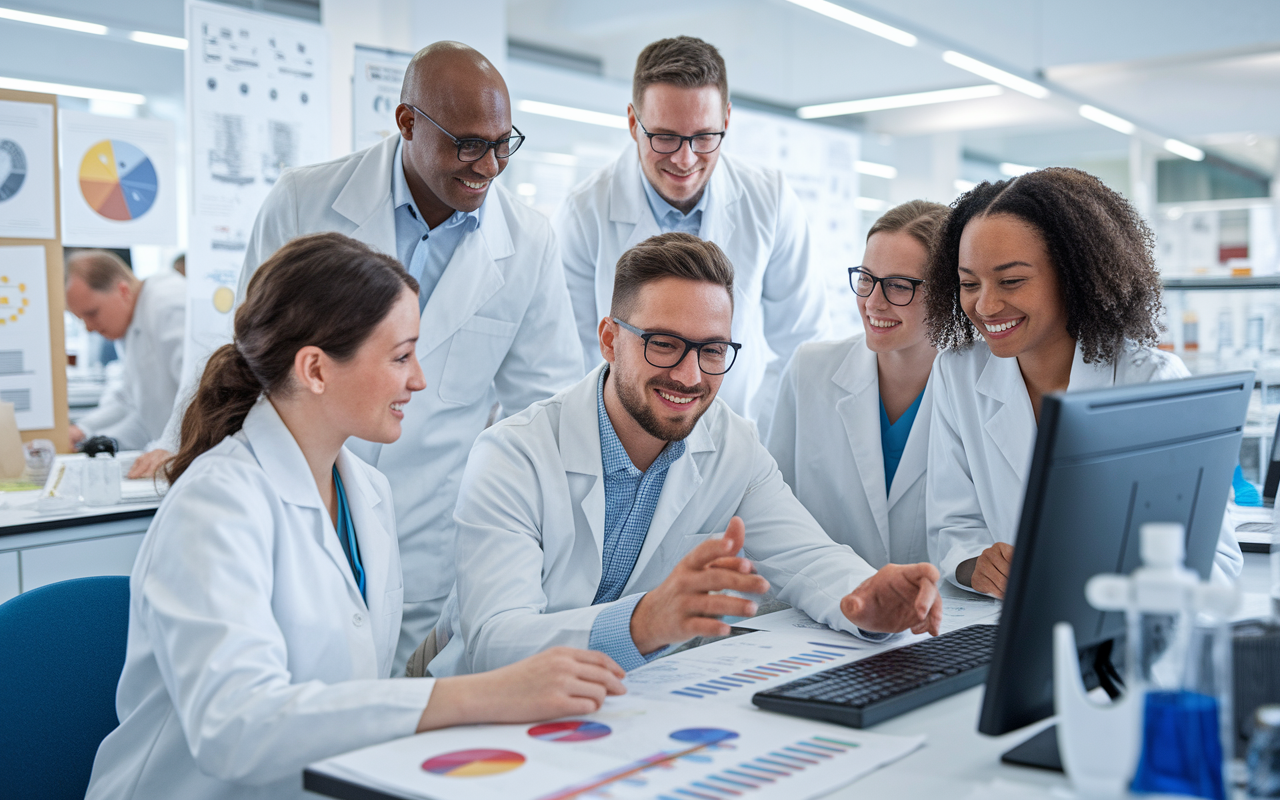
(840, 562), (942, 637)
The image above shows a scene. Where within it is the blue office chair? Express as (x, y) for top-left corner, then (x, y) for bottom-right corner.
(0, 576), (130, 800)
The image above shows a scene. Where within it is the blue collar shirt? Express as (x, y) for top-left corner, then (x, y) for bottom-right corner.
(640, 163), (709, 237)
(392, 138), (483, 311)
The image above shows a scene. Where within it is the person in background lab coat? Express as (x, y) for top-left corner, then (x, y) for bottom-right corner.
(555, 36), (829, 433)
(769, 201), (948, 567)
(137, 42), (583, 671)
(64, 250), (184, 452)
(923, 168), (1244, 597)
(85, 234), (623, 800)
(430, 233), (942, 678)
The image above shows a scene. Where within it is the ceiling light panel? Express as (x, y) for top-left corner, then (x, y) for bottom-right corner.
(855, 160), (897, 179)
(0, 6), (105, 34)
(1078, 104), (1135, 134)
(941, 51), (1049, 99)
(0, 76), (145, 105)
(129, 31), (188, 49)
(782, 0), (917, 47)
(1164, 139), (1206, 161)
(516, 100), (628, 129)
(798, 85), (1002, 119)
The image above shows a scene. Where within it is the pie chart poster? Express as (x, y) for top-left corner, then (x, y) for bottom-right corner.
(59, 110), (177, 248)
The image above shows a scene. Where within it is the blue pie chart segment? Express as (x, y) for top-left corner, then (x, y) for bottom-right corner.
(669, 728), (740, 745)
(114, 141), (158, 219)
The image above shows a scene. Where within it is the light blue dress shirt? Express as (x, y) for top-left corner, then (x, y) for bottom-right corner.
(640, 165), (709, 236)
(392, 138), (483, 311)
(587, 367), (686, 670)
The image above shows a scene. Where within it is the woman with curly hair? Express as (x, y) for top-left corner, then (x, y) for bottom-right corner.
(923, 167), (1243, 597)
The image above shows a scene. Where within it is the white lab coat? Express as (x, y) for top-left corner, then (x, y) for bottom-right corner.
(430, 364), (880, 677)
(161, 133), (583, 668)
(554, 148), (831, 433)
(927, 340), (1245, 591)
(77, 271), (185, 451)
(85, 399), (435, 800)
(768, 334), (932, 568)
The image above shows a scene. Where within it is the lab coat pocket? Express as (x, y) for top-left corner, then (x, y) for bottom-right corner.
(438, 315), (520, 406)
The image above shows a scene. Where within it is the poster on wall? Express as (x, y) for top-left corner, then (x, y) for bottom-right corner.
(353, 44), (412, 153)
(0, 245), (54, 430)
(59, 110), (177, 247)
(0, 100), (56, 240)
(184, 0), (330, 382)
(722, 108), (861, 338)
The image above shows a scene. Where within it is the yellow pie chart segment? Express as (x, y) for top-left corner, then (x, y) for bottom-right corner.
(212, 286), (235, 313)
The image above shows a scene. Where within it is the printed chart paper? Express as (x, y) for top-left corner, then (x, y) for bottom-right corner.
(0, 100), (56, 240)
(309, 697), (924, 800)
(183, 0), (329, 383)
(59, 110), (177, 247)
(353, 44), (412, 152)
(0, 245), (54, 429)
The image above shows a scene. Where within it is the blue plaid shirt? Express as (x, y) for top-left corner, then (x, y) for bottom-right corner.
(586, 367), (686, 670)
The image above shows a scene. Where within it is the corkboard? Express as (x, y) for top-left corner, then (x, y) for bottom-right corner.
(0, 89), (69, 452)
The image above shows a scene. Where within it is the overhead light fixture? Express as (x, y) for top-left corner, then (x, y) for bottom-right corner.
(942, 52), (1049, 99)
(855, 160), (897, 179)
(129, 31), (187, 50)
(1078, 104), (1135, 135)
(999, 162), (1036, 177)
(854, 197), (887, 211)
(1164, 138), (1205, 161)
(0, 6), (106, 35)
(516, 100), (628, 130)
(798, 85), (1002, 119)
(954, 179), (977, 193)
(782, 0), (917, 47)
(0, 76), (145, 105)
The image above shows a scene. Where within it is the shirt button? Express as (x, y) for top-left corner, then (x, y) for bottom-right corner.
(352, 613), (363, 627)
(421, 234), (428, 241)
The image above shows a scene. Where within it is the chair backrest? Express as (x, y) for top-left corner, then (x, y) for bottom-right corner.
(0, 575), (130, 800)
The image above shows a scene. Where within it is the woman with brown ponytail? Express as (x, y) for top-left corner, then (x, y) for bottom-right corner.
(86, 233), (625, 800)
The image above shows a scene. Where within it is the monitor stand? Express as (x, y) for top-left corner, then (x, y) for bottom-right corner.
(1000, 725), (1063, 772)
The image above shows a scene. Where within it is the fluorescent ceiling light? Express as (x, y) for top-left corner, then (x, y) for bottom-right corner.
(999, 162), (1036, 177)
(516, 100), (627, 129)
(0, 76), (144, 105)
(1164, 138), (1205, 161)
(782, 0), (917, 46)
(129, 31), (187, 49)
(954, 179), (977, 193)
(855, 160), (897, 179)
(0, 6), (106, 34)
(854, 197), (887, 211)
(942, 52), (1049, 99)
(798, 84), (1002, 119)
(1078, 104), (1135, 135)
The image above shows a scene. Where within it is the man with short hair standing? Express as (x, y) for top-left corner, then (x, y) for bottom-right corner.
(65, 250), (185, 453)
(431, 233), (940, 677)
(555, 36), (830, 434)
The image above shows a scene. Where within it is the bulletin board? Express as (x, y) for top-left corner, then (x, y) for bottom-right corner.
(0, 89), (69, 452)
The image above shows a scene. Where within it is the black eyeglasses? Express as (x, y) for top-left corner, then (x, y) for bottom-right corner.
(407, 105), (525, 163)
(849, 267), (925, 307)
(612, 318), (741, 376)
(635, 115), (725, 155)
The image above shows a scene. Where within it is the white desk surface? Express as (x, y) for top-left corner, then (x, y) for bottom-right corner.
(0, 452), (164, 536)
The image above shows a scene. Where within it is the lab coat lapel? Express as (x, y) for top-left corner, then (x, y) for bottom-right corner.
(623, 417), (714, 593)
(417, 192), (510, 357)
(696, 158), (740, 251)
(331, 135), (399, 257)
(888, 378), (933, 509)
(611, 150), (665, 253)
(976, 352), (1036, 486)
(561, 366), (610, 564)
(337, 449), (390, 618)
(1066, 343), (1116, 391)
(831, 344), (891, 562)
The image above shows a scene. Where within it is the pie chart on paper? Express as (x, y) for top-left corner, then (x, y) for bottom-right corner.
(79, 140), (158, 221)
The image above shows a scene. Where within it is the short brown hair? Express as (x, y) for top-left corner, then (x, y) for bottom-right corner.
(65, 249), (137, 292)
(866, 200), (949, 250)
(611, 233), (734, 319)
(633, 36), (729, 112)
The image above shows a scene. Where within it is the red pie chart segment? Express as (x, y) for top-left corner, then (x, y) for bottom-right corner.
(528, 720), (613, 742)
(78, 140), (158, 222)
(420, 748), (526, 777)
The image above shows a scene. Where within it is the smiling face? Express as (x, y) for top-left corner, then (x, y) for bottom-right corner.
(629, 83), (728, 214)
(857, 231), (931, 355)
(957, 213), (1072, 361)
(603, 276), (733, 443)
(321, 288), (426, 444)
(65, 275), (134, 340)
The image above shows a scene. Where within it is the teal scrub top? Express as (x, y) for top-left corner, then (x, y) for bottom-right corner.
(880, 390), (925, 494)
(332, 466), (366, 601)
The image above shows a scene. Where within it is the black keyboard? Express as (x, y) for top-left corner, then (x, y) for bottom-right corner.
(752, 624), (999, 728)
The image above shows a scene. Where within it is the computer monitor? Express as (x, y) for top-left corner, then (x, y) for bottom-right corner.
(977, 370), (1253, 770)
(1262, 412), (1280, 506)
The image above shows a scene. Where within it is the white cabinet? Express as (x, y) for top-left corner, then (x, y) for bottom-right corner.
(20, 533), (145, 592)
(0, 551), (18, 604)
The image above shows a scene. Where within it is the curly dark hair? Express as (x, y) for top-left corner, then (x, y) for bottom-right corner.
(924, 167), (1164, 364)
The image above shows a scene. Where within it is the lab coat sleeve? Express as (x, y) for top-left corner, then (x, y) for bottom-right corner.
(755, 179), (831, 434)
(765, 349), (803, 490)
(552, 200), (605, 372)
(453, 425), (620, 673)
(492, 230), (585, 417)
(1212, 515), (1244, 584)
(76, 371), (132, 435)
(153, 172), (302, 454)
(926, 358), (994, 591)
(737, 438), (878, 637)
(145, 299), (188, 452)
(136, 457), (435, 785)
